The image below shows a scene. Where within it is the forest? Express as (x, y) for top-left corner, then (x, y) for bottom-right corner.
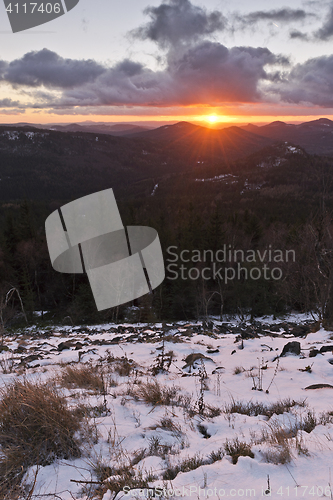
(1, 125), (333, 327)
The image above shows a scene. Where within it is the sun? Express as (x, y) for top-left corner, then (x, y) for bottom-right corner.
(207, 115), (218, 124)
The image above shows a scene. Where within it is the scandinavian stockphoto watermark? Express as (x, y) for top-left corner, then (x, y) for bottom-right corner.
(123, 485), (259, 497)
(3, 0), (80, 33)
(166, 245), (296, 282)
(45, 189), (165, 311)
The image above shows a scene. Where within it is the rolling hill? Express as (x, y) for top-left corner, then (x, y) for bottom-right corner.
(241, 118), (333, 155)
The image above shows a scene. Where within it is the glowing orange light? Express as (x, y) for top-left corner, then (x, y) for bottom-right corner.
(207, 115), (218, 123)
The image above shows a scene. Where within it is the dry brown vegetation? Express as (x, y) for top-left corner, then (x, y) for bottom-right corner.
(0, 379), (82, 498)
(60, 363), (107, 392)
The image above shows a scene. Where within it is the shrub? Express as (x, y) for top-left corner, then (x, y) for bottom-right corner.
(224, 438), (254, 464)
(0, 379), (81, 496)
(224, 397), (306, 418)
(233, 366), (245, 375)
(300, 410), (317, 433)
(209, 448), (224, 463)
(260, 422), (293, 464)
(163, 454), (204, 480)
(60, 364), (107, 392)
(134, 380), (179, 406)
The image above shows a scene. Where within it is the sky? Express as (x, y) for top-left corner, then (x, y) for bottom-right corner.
(1, 0), (333, 125)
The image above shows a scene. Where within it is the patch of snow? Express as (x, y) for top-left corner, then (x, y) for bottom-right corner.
(151, 183), (158, 196)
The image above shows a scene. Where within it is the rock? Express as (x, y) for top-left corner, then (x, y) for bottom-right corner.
(304, 384), (333, 390)
(269, 325), (281, 332)
(182, 352), (213, 371)
(183, 353), (212, 366)
(22, 354), (41, 363)
(290, 325), (310, 337)
(14, 346), (26, 353)
(207, 349), (219, 354)
(280, 341), (301, 357)
(309, 321), (321, 333)
(0, 345), (9, 352)
(57, 341), (72, 351)
(217, 324), (231, 334)
(320, 345), (333, 353)
(309, 348), (320, 358)
(241, 329), (256, 339)
(203, 320), (214, 330)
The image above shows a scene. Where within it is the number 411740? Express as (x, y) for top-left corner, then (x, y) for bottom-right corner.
(275, 485), (332, 496)
(5, 3), (61, 14)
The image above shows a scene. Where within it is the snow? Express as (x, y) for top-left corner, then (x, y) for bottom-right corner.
(1, 314), (333, 498)
(195, 174), (238, 183)
(0, 130), (49, 140)
(151, 183), (158, 196)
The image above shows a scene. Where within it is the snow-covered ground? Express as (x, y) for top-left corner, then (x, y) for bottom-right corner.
(2, 314), (333, 499)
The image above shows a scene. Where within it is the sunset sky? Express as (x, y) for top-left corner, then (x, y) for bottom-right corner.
(1, 0), (333, 125)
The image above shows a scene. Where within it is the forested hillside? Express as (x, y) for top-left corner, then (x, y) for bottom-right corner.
(1, 124), (333, 326)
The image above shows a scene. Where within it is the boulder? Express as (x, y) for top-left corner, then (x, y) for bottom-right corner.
(309, 348), (320, 358)
(57, 341), (72, 351)
(320, 345), (333, 353)
(305, 384), (333, 390)
(290, 325), (310, 337)
(280, 341), (301, 357)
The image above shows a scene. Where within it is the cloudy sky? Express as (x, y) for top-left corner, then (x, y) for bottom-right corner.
(1, 0), (333, 124)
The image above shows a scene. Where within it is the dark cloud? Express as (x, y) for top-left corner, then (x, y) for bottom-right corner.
(4, 49), (106, 88)
(132, 0), (226, 47)
(166, 43), (284, 104)
(49, 43), (285, 107)
(0, 108), (25, 115)
(234, 8), (312, 28)
(289, 29), (309, 40)
(0, 60), (8, 79)
(315, 4), (333, 40)
(272, 55), (333, 106)
(0, 41), (289, 109)
(0, 98), (21, 107)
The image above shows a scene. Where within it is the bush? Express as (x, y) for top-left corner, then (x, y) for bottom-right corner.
(224, 397), (306, 418)
(134, 380), (179, 406)
(224, 438), (254, 464)
(61, 364), (106, 392)
(163, 454), (204, 480)
(0, 379), (81, 496)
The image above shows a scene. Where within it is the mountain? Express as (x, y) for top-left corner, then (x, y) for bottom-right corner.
(128, 121), (275, 161)
(241, 118), (333, 155)
(0, 122), (275, 204)
(47, 123), (152, 136)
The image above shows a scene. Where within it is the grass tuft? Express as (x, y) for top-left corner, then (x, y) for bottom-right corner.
(134, 379), (179, 406)
(225, 397), (306, 419)
(224, 438), (254, 464)
(0, 379), (81, 497)
(60, 363), (107, 392)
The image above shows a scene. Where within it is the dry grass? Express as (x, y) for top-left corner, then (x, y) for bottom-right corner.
(163, 454), (205, 480)
(224, 438), (254, 464)
(0, 379), (81, 497)
(60, 363), (107, 392)
(259, 422), (294, 464)
(133, 379), (179, 406)
(233, 366), (245, 375)
(224, 397), (306, 419)
(104, 351), (135, 377)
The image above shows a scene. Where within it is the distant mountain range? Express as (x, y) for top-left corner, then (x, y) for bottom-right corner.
(3, 117), (333, 155)
(0, 117), (333, 204)
(241, 118), (333, 155)
(10, 122), (152, 136)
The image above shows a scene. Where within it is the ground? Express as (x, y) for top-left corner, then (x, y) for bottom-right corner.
(1, 313), (333, 499)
